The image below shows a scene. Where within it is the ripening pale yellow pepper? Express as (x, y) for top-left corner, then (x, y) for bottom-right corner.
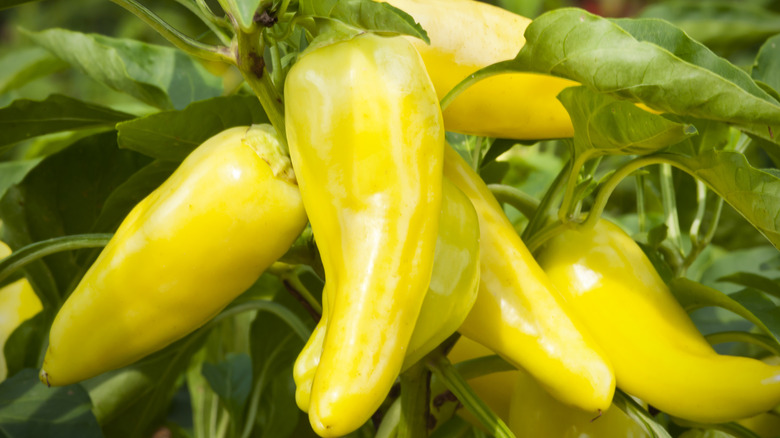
(285, 33), (445, 436)
(294, 179), (480, 413)
(387, 0), (577, 139)
(0, 242), (42, 382)
(537, 219), (780, 423)
(443, 145), (615, 414)
(41, 125), (307, 386)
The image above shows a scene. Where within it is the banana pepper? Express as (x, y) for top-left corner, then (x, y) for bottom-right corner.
(41, 125), (307, 386)
(443, 145), (615, 413)
(537, 219), (780, 423)
(294, 179), (480, 413)
(387, 0), (577, 139)
(0, 241), (42, 382)
(284, 33), (445, 436)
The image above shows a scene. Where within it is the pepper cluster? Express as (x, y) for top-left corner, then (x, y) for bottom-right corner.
(22, 0), (780, 437)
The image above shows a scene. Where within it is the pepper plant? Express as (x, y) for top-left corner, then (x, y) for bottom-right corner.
(2, 0), (780, 438)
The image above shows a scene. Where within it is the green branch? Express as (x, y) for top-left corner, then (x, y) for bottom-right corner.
(110, 0), (234, 63)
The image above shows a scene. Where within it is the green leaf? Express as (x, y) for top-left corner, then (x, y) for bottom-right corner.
(299, 0), (429, 43)
(718, 272), (780, 300)
(117, 95), (269, 161)
(3, 314), (46, 380)
(752, 34), (780, 99)
(22, 28), (222, 110)
(639, 1), (780, 52)
(613, 389), (672, 438)
(669, 278), (780, 349)
(661, 150), (780, 250)
(0, 0), (44, 10)
(202, 352), (253, 418)
(0, 132), (149, 307)
(255, 365), (301, 438)
(91, 160), (177, 233)
(559, 86), (696, 159)
(0, 159), (39, 201)
(0, 369), (102, 438)
(94, 327), (212, 437)
(0, 46), (68, 94)
(0, 94), (132, 152)
(506, 9), (780, 130)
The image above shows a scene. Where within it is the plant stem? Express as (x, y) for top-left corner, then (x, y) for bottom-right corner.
(526, 220), (573, 253)
(426, 353), (515, 438)
(235, 29), (287, 143)
(558, 152), (590, 223)
(110, 0), (234, 63)
(521, 158), (569, 241)
(488, 184), (540, 219)
(660, 163), (684, 253)
(0, 234), (112, 286)
(398, 361), (431, 438)
(171, 0), (232, 45)
(635, 173), (647, 233)
(439, 61), (512, 111)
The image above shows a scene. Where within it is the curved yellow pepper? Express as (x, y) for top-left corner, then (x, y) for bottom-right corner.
(508, 364), (648, 438)
(294, 179), (480, 413)
(537, 219), (780, 423)
(41, 125), (307, 386)
(284, 33), (444, 436)
(0, 242), (42, 382)
(387, 0), (577, 139)
(442, 145), (615, 414)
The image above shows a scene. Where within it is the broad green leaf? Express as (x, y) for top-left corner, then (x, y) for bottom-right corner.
(752, 34), (780, 98)
(117, 95), (269, 161)
(96, 330), (211, 437)
(22, 28), (222, 110)
(3, 314), (45, 380)
(0, 369), (102, 438)
(255, 365), (301, 438)
(0, 94), (132, 151)
(661, 150), (780, 250)
(639, 1), (780, 52)
(0, 132), (149, 307)
(718, 272), (780, 300)
(558, 86), (696, 159)
(669, 278), (780, 350)
(299, 0), (429, 43)
(0, 46), (67, 94)
(613, 389), (672, 438)
(91, 160), (177, 233)
(0, 159), (39, 201)
(202, 353), (253, 418)
(0, 0), (44, 9)
(504, 9), (780, 131)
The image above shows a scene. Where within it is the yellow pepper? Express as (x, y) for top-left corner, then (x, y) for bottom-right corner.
(537, 219), (780, 423)
(294, 179), (480, 414)
(284, 33), (444, 437)
(40, 125), (307, 386)
(508, 363), (649, 438)
(0, 241), (42, 382)
(443, 145), (615, 414)
(387, 0), (577, 139)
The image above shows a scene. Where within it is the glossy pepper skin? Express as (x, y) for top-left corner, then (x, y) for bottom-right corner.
(284, 33), (444, 437)
(537, 219), (780, 423)
(294, 180), (481, 413)
(386, 0), (577, 139)
(443, 145), (615, 414)
(508, 365), (648, 438)
(0, 242), (42, 381)
(41, 125), (307, 386)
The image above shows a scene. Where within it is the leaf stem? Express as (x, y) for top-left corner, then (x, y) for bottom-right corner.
(398, 360), (431, 438)
(109, 0), (234, 63)
(426, 353), (515, 438)
(171, 0), (232, 45)
(635, 173), (647, 233)
(488, 184), (540, 219)
(0, 234), (112, 285)
(235, 29), (287, 143)
(521, 158), (570, 241)
(439, 61), (513, 111)
(526, 220), (572, 253)
(660, 163), (684, 254)
(559, 152), (590, 223)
